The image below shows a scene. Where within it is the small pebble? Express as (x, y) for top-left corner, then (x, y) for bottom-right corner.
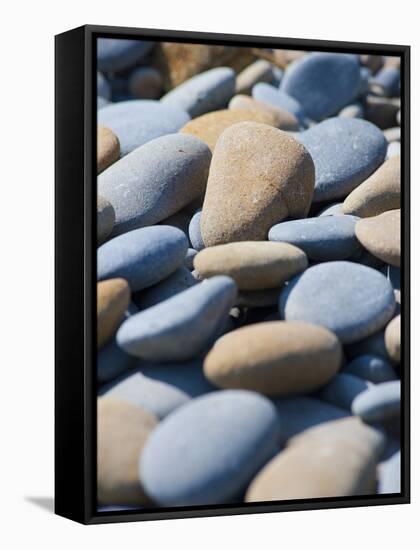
(343, 354), (397, 384)
(252, 82), (306, 122)
(319, 373), (372, 410)
(229, 94), (299, 131)
(351, 380), (400, 422)
(235, 59), (275, 94)
(97, 278), (130, 349)
(184, 248), (198, 270)
(385, 315), (401, 362)
(317, 202), (344, 216)
(97, 125), (120, 174)
(355, 209), (401, 267)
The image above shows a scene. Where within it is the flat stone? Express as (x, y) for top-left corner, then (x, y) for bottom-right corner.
(98, 133), (211, 236)
(343, 354), (397, 384)
(229, 95), (299, 131)
(235, 59), (275, 94)
(268, 215), (361, 261)
(297, 117), (387, 202)
(97, 398), (158, 505)
(201, 122), (315, 246)
(97, 125), (120, 174)
(319, 373), (372, 410)
(379, 451), (401, 494)
(385, 315), (401, 362)
(355, 210), (400, 267)
(204, 321), (342, 396)
(245, 417), (385, 501)
(97, 196), (115, 245)
(97, 72), (111, 99)
(342, 156), (400, 217)
(97, 226), (188, 292)
(133, 267), (197, 310)
(161, 67), (236, 118)
(97, 38), (154, 73)
(140, 390), (280, 505)
(97, 278), (130, 348)
(252, 82), (306, 122)
(128, 67), (163, 99)
(352, 380), (400, 422)
(117, 276), (237, 361)
(98, 100), (190, 156)
(279, 262), (396, 344)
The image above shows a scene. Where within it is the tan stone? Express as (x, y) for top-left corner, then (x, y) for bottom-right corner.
(97, 398), (158, 505)
(235, 59), (274, 95)
(246, 417), (385, 501)
(342, 156), (400, 218)
(97, 278), (130, 348)
(229, 94), (299, 131)
(201, 122), (315, 246)
(97, 125), (120, 174)
(97, 195), (115, 245)
(204, 321), (342, 395)
(385, 315), (400, 363)
(253, 48), (306, 69)
(355, 209), (401, 267)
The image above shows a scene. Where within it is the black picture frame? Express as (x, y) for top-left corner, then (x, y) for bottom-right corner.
(55, 24), (410, 525)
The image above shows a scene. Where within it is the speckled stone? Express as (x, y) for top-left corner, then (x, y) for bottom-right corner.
(194, 241), (308, 290)
(97, 398), (158, 505)
(98, 133), (211, 237)
(201, 122), (315, 246)
(97, 226), (188, 292)
(128, 67), (163, 99)
(343, 156), (400, 217)
(279, 262), (396, 344)
(235, 59), (275, 94)
(298, 117), (387, 202)
(343, 354), (397, 384)
(352, 380), (400, 422)
(117, 276), (237, 361)
(228, 94), (300, 131)
(161, 67), (236, 118)
(97, 125), (120, 174)
(379, 451), (400, 494)
(97, 278), (130, 349)
(97, 72), (111, 99)
(204, 321), (341, 396)
(133, 267), (197, 310)
(98, 100), (190, 156)
(319, 373), (372, 410)
(252, 82), (306, 122)
(269, 215), (360, 261)
(317, 203), (344, 216)
(385, 315), (401, 362)
(355, 210), (400, 267)
(97, 38), (154, 73)
(97, 196), (115, 245)
(140, 390), (280, 505)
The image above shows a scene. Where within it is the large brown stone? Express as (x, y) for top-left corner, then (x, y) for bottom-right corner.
(229, 94), (299, 131)
(97, 278), (130, 348)
(385, 314), (400, 363)
(97, 125), (120, 174)
(355, 209), (401, 267)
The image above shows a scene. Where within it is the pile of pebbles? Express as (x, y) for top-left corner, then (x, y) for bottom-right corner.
(96, 39), (402, 510)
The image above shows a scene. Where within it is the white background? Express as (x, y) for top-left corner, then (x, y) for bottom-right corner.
(1, 1), (417, 548)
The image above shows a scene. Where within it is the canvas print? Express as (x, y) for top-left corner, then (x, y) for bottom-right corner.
(95, 37), (402, 512)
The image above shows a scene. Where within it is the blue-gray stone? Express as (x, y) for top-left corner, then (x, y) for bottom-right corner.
(351, 380), (400, 421)
(184, 248), (198, 270)
(338, 102), (364, 119)
(117, 276), (237, 361)
(387, 141), (401, 159)
(97, 337), (134, 384)
(97, 72), (111, 99)
(268, 215), (360, 261)
(379, 451), (401, 494)
(98, 100), (190, 156)
(279, 261), (396, 344)
(343, 354), (397, 384)
(97, 96), (110, 110)
(133, 267), (197, 310)
(97, 226), (188, 292)
(370, 68), (400, 98)
(318, 202), (344, 216)
(161, 67), (236, 118)
(188, 209), (205, 251)
(319, 373), (372, 410)
(252, 82), (306, 123)
(280, 53), (361, 121)
(356, 67), (372, 98)
(98, 133), (211, 236)
(297, 118), (387, 202)
(140, 390), (280, 505)
(97, 38), (154, 73)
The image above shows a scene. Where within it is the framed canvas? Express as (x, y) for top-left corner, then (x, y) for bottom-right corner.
(55, 24), (410, 525)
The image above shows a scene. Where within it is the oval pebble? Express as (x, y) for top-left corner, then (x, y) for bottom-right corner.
(229, 94), (299, 131)
(318, 202), (344, 216)
(351, 380), (400, 422)
(235, 59), (275, 94)
(252, 83), (306, 122)
(140, 390), (280, 505)
(97, 278), (130, 348)
(97, 195), (115, 245)
(97, 125), (120, 174)
(355, 209), (401, 267)
(133, 267), (197, 310)
(188, 209), (205, 251)
(385, 314), (401, 362)
(343, 354), (397, 384)
(97, 38), (154, 73)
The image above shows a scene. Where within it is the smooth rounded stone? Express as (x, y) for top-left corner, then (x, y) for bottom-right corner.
(379, 451), (401, 494)
(97, 226), (188, 292)
(387, 141), (401, 159)
(343, 354), (397, 384)
(252, 83), (306, 122)
(103, 371), (190, 420)
(228, 95), (299, 131)
(97, 125), (120, 174)
(140, 390), (280, 506)
(194, 241), (308, 291)
(99, 134), (211, 236)
(342, 156), (400, 218)
(280, 53), (361, 121)
(97, 278), (130, 349)
(235, 59), (275, 94)
(345, 330), (388, 360)
(279, 262), (396, 344)
(385, 315), (400, 363)
(97, 196), (115, 245)
(97, 398), (158, 505)
(133, 267), (197, 310)
(180, 108), (278, 151)
(117, 276), (237, 361)
(319, 373), (372, 410)
(352, 380), (400, 422)
(204, 321), (342, 396)
(236, 288), (281, 308)
(297, 117), (388, 202)
(317, 202), (344, 216)
(98, 337), (135, 384)
(97, 72), (111, 99)
(184, 248), (198, 270)
(161, 67), (236, 118)
(338, 102), (364, 119)
(245, 417), (385, 501)
(384, 127), (401, 143)
(370, 68), (400, 98)
(128, 67), (163, 99)
(365, 95), (400, 129)
(97, 38), (154, 73)
(201, 122), (315, 246)
(268, 215), (361, 262)
(98, 100), (190, 157)
(188, 209), (205, 251)
(355, 210), (400, 267)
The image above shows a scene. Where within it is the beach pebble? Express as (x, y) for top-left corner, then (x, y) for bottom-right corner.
(339, 102), (364, 119)
(97, 196), (115, 245)
(355, 210), (401, 267)
(385, 315), (401, 362)
(97, 398), (158, 505)
(140, 390), (280, 505)
(229, 94), (299, 131)
(298, 117), (387, 202)
(317, 203), (344, 216)
(280, 262), (396, 344)
(268, 215), (361, 261)
(97, 226), (188, 292)
(343, 354), (397, 384)
(97, 278), (130, 348)
(117, 276), (237, 361)
(97, 125), (120, 174)
(204, 321), (342, 396)
(252, 83), (306, 122)
(98, 337), (134, 384)
(194, 241), (308, 290)
(201, 122), (315, 246)
(352, 380), (400, 422)
(235, 59), (275, 94)
(379, 451), (401, 494)
(342, 156), (400, 217)
(97, 72), (111, 99)
(384, 127), (401, 143)
(365, 95), (399, 129)
(188, 209), (205, 251)
(133, 267), (197, 310)
(99, 133), (211, 236)
(98, 100), (190, 156)
(97, 38), (154, 73)
(387, 141), (401, 159)
(128, 67), (163, 99)
(319, 373), (372, 410)
(370, 67), (400, 98)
